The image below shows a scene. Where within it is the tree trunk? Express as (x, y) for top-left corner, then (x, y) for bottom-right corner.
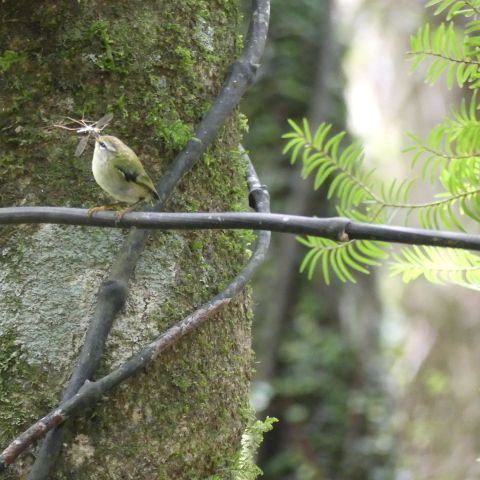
(0, 2), (252, 478)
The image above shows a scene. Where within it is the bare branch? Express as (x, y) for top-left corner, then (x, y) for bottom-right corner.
(1, 206), (480, 251)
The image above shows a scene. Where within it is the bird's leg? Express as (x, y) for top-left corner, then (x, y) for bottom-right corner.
(115, 199), (145, 222)
(87, 202), (124, 217)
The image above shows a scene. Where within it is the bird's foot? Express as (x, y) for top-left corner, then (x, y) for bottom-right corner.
(88, 202), (125, 218)
(115, 207), (133, 222)
(88, 203), (127, 218)
(87, 205), (110, 217)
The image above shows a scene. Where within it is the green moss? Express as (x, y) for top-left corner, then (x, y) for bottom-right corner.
(116, 92), (128, 117)
(0, 151), (26, 184)
(0, 327), (52, 443)
(0, 50), (25, 73)
(238, 112), (249, 133)
(151, 117), (194, 151)
(86, 19), (132, 74)
(175, 46), (195, 71)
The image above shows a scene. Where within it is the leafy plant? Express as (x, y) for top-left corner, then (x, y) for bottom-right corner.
(208, 416), (278, 480)
(283, 0), (480, 289)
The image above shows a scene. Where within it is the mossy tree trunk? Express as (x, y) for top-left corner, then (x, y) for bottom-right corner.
(0, 1), (252, 478)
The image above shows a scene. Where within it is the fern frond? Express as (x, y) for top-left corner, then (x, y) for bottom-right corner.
(298, 236), (390, 284)
(439, 158), (480, 194)
(375, 185), (480, 231)
(391, 245), (480, 289)
(336, 205), (388, 225)
(416, 193), (468, 230)
(284, 117), (480, 284)
(426, 0), (480, 20)
(409, 22), (480, 88)
(229, 417), (277, 480)
(379, 178), (416, 205)
(405, 93), (480, 184)
(282, 120), (379, 210)
(283, 6), (480, 288)
(406, 138), (480, 184)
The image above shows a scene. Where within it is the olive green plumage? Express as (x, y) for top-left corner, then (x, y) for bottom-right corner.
(92, 135), (159, 205)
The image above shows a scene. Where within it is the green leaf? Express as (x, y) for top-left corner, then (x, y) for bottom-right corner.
(287, 118), (303, 136)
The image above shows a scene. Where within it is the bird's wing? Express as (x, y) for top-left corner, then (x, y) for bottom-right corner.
(113, 159), (159, 200)
(136, 172), (159, 200)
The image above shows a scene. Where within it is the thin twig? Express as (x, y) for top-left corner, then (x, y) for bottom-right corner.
(1, 206), (480, 251)
(0, 160), (271, 472)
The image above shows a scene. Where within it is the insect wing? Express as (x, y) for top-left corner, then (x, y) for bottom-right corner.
(74, 136), (89, 157)
(94, 112), (113, 131)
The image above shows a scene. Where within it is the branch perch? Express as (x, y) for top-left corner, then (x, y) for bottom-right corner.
(1, 206), (479, 251)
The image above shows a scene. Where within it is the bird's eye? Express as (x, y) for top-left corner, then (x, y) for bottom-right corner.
(99, 141), (107, 149)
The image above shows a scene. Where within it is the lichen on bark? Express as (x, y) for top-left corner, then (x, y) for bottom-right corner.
(0, 1), (253, 478)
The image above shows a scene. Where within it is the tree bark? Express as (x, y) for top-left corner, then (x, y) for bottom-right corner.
(0, 1), (252, 478)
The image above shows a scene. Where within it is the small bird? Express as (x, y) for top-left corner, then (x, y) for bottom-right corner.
(89, 135), (159, 219)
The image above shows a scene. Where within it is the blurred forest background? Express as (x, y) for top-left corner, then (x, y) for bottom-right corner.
(242, 0), (480, 479)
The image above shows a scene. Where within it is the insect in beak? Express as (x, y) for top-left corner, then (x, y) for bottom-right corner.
(52, 112), (114, 157)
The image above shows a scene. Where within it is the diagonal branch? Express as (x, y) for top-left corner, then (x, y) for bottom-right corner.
(0, 160), (271, 473)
